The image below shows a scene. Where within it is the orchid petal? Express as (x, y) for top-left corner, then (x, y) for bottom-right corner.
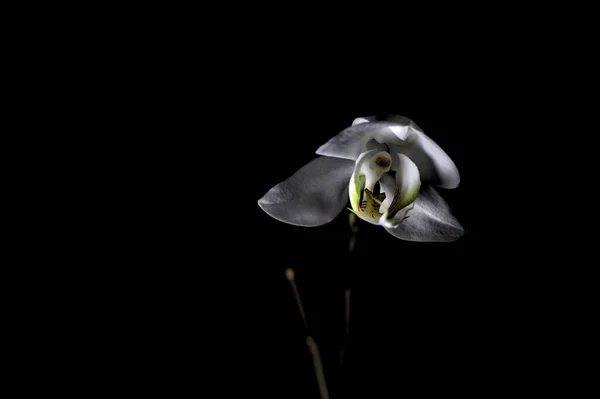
(385, 185), (464, 242)
(324, 115), (460, 189)
(377, 153), (420, 227)
(386, 153), (421, 216)
(380, 115), (459, 189)
(352, 117), (371, 125)
(258, 156), (354, 227)
(378, 173), (396, 213)
(316, 121), (412, 161)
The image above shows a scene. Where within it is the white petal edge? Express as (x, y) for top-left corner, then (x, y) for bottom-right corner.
(258, 156), (355, 227)
(385, 185), (464, 242)
(316, 121), (413, 161)
(352, 117), (371, 125)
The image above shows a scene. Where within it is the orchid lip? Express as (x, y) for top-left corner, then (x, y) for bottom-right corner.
(349, 150), (421, 227)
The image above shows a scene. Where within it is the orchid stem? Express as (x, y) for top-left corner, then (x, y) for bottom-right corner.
(349, 211), (359, 253)
(285, 268), (330, 399)
(349, 234), (357, 252)
(341, 287), (351, 366)
(285, 268), (307, 328)
(342, 212), (357, 366)
(345, 288), (351, 337)
(307, 336), (330, 399)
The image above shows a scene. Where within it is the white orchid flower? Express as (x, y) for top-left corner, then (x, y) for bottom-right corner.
(258, 115), (464, 242)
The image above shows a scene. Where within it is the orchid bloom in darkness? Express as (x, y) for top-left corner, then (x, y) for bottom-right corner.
(258, 115), (464, 242)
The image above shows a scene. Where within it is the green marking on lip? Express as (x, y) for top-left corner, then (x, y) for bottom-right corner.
(349, 174), (365, 212)
(387, 181), (421, 217)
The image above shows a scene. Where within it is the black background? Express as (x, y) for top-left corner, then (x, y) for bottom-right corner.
(251, 115), (476, 398)
(243, 95), (497, 398)
(14, 7), (591, 397)
(114, 38), (577, 397)
(187, 77), (534, 398)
